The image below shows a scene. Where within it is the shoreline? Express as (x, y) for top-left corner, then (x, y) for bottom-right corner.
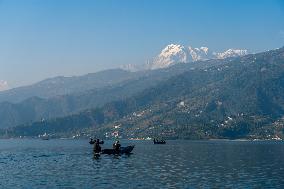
(0, 137), (282, 142)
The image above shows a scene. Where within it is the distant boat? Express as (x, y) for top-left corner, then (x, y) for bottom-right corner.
(41, 133), (49, 140)
(153, 138), (166, 144)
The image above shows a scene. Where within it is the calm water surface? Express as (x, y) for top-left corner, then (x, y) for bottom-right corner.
(0, 139), (283, 188)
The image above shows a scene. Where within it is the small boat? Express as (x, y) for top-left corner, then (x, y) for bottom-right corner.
(41, 133), (49, 140)
(153, 139), (166, 144)
(101, 145), (135, 155)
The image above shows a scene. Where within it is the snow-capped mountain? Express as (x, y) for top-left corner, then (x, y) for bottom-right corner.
(152, 44), (217, 69)
(150, 44), (248, 70)
(151, 44), (188, 69)
(121, 44), (248, 71)
(214, 49), (248, 59)
(188, 46), (216, 61)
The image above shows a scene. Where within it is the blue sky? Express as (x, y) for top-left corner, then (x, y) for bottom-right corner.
(0, 0), (284, 88)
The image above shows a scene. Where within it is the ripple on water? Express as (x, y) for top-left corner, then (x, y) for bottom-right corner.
(0, 139), (284, 188)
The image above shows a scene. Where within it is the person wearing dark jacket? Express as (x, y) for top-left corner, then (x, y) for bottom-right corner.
(113, 140), (121, 153)
(93, 139), (102, 153)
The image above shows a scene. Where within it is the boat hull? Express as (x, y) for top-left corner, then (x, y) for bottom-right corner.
(101, 145), (135, 155)
(153, 141), (166, 144)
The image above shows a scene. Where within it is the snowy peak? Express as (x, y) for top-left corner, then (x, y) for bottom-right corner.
(150, 44), (248, 69)
(188, 46), (213, 62)
(215, 49), (248, 59)
(151, 44), (188, 69)
(120, 43), (248, 71)
(161, 44), (185, 55)
(151, 44), (215, 70)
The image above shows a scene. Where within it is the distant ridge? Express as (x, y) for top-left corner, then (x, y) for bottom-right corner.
(0, 69), (140, 103)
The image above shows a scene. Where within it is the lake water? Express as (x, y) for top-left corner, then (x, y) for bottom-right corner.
(0, 139), (283, 188)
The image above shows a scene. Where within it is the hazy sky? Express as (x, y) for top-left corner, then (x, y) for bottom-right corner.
(0, 0), (284, 88)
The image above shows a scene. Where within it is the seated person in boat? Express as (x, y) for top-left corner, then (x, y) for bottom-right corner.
(113, 140), (121, 153)
(93, 139), (102, 153)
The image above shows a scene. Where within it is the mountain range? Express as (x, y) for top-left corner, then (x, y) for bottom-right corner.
(121, 44), (248, 71)
(0, 69), (142, 103)
(1, 46), (283, 140)
(0, 44), (248, 104)
(0, 64), (197, 129)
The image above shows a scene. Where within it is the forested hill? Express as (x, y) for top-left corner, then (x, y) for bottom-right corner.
(0, 69), (140, 103)
(0, 63), (198, 129)
(2, 47), (284, 139)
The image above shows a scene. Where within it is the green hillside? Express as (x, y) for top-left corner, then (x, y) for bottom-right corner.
(2, 47), (284, 140)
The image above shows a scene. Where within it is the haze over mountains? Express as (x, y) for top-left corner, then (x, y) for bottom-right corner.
(0, 69), (142, 103)
(0, 80), (9, 91)
(0, 65), (195, 128)
(0, 46), (283, 140)
(0, 43), (247, 103)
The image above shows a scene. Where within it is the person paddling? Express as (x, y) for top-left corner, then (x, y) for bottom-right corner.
(113, 140), (121, 153)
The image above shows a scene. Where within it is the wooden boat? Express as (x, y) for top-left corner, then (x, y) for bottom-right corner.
(101, 145), (135, 155)
(153, 139), (166, 144)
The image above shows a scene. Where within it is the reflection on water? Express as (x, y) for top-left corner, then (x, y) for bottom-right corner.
(0, 139), (284, 188)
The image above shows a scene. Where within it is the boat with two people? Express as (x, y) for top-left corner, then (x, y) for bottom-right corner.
(90, 139), (134, 155)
